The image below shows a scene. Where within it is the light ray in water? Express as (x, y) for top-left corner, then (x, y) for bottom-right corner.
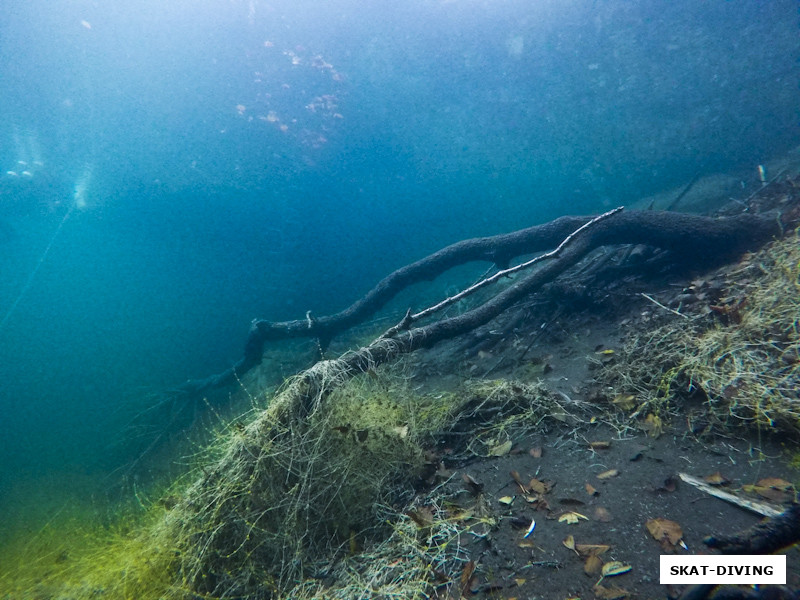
(0, 165), (93, 333)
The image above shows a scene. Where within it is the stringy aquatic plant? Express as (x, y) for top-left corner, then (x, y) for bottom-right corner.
(599, 231), (800, 435)
(0, 362), (566, 599)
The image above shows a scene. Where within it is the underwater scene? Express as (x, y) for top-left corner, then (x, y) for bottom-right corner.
(1, 1), (799, 598)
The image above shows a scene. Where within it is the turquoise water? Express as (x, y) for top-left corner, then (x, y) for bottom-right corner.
(0, 0), (798, 534)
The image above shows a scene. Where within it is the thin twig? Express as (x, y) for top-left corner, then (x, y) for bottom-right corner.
(383, 207), (624, 339)
(640, 292), (690, 319)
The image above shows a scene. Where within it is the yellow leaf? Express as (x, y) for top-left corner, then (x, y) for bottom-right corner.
(589, 441), (611, 450)
(563, 534), (577, 552)
(612, 394), (636, 410)
(601, 561), (632, 577)
(642, 413), (663, 438)
(559, 511), (588, 525)
(703, 471), (729, 486)
(597, 469), (620, 480)
(489, 439), (513, 456)
(498, 495), (515, 505)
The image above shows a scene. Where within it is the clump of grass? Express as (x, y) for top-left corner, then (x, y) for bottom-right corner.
(0, 504), (179, 600)
(598, 231), (800, 435)
(1, 358), (567, 600)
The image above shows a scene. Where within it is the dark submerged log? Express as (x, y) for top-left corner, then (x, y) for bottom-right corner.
(182, 209), (785, 395)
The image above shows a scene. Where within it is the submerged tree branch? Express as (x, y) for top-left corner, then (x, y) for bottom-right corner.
(181, 209), (784, 396)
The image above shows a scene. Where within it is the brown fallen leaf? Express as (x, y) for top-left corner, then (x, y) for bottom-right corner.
(528, 478), (551, 495)
(510, 470), (528, 493)
(576, 543), (611, 557)
(563, 534), (577, 553)
(646, 518), (683, 546)
(559, 497), (586, 506)
(597, 469), (620, 480)
(757, 477), (793, 491)
(749, 477), (795, 502)
(584, 554), (603, 575)
(460, 560), (477, 596)
(585, 483), (599, 496)
(529, 446), (543, 458)
(592, 506), (613, 522)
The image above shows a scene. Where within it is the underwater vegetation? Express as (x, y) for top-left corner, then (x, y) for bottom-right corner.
(599, 230), (800, 437)
(0, 366), (563, 599)
(2, 192), (798, 599)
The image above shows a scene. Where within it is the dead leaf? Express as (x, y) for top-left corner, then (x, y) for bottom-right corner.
(703, 471), (729, 486)
(601, 561), (632, 577)
(559, 497), (586, 506)
(612, 394), (636, 411)
(585, 483), (599, 496)
(641, 413), (663, 438)
(751, 478), (795, 501)
(559, 511), (588, 524)
(597, 469), (620, 480)
(592, 506), (612, 522)
(460, 560), (477, 595)
(529, 446), (543, 458)
(646, 518), (683, 546)
(563, 534), (577, 553)
(589, 441), (611, 450)
(498, 496), (515, 505)
(576, 543), (611, 557)
(510, 470), (528, 493)
(584, 554), (603, 575)
(489, 439), (513, 456)
(528, 478), (551, 495)
(757, 477), (793, 491)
